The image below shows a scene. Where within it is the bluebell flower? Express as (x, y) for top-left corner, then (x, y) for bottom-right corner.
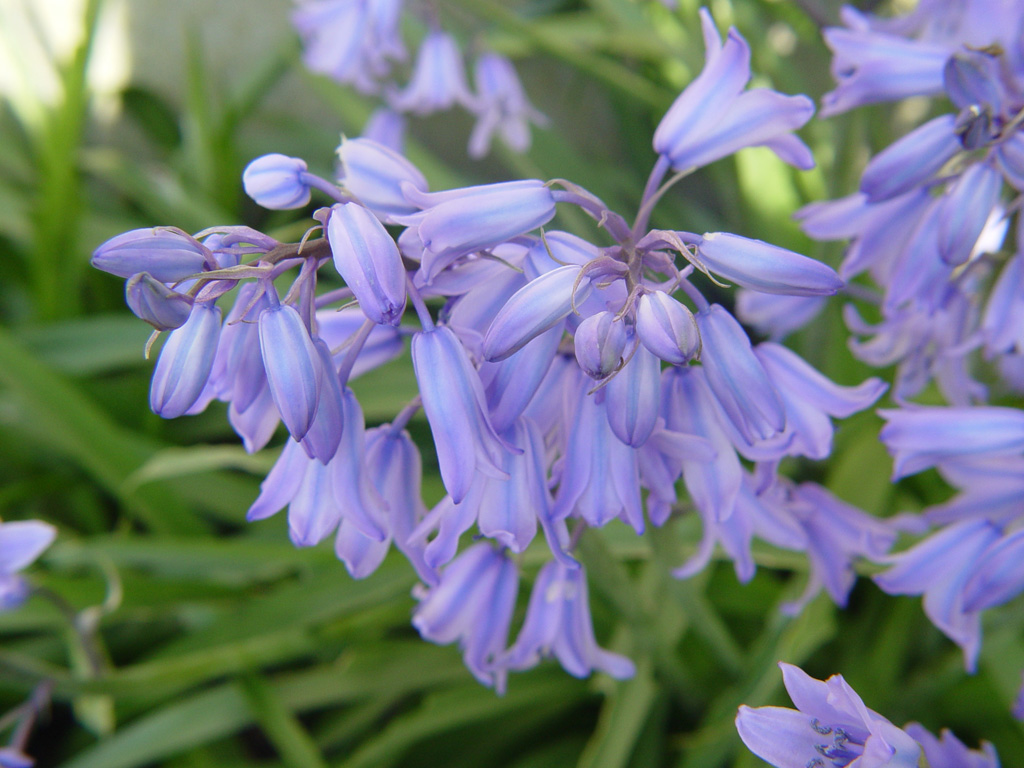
(124, 272), (193, 331)
(361, 107), (406, 153)
(573, 311), (628, 379)
(412, 543), (518, 691)
(736, 663), (922, 768)
(481, 325), (562, 433)
(298, 340), (345, 464)
(411, 326), (514, 504)
(337, 137), (427, 221)
(604, 340), (661, 447)
(242, 154), (312, 210)
(735, 290), (826, 341)
(903, 723), (999, 768)
(150, 301), (222, 419)
(653, 9), (814, 172)
(92, 227), (213, 282)
(694, 232), (843, 296)
(501, 562), (635, 679)
(258, 302), (323, 440)
(467, 52), (547, 159)
(634, 292), (699, 365)
(0, 520), (56, 611)
(962, 527), (1024, 613)
(389, 30), (473, 115)
(859, 115), (962, 202)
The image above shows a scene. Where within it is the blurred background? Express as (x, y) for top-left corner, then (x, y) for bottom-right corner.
(0, 0), (1022, 765)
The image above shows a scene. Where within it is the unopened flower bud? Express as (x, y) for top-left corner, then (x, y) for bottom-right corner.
(259, 303), (323, 440)
(150, 301), (222, 418)
(635, 292), (700, 363)
(242, 153), (311, 210)
(573, 311), (627, 379)
(338, 137), (428, 220)
(92, 227), (212, 282)
(125, 272), (194, 331)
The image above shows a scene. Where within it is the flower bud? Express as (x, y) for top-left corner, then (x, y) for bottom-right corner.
(860, 115), (961, 202)
(573, 311), (627, 379)
(326, 202), (407, 325)
(258, 303), (323, 440)
(695, 233), (843, 297)
(125, 272), (194, 331)
(635, 292), (700, 363)
(482, 265), (592, 362)
(338, 137), (428, 220)
(242, 153), (311, 210)
(92, 227), (212, 282)
(605, 341), (661, 447)
(150, 301), (222, 418)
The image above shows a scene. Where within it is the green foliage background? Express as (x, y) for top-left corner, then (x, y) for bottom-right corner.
(0, 0), (1022, 765)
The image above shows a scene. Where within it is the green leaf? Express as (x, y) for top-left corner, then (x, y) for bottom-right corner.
(240, 674), (328, 768)
(577, 658), (658, 768)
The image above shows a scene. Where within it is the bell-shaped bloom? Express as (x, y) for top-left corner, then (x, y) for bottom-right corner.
(467, 52), (547, 159)
(736, 663), (922, 768)
(695, 232), (843, 296)
(936, 162), (1002, 266)
(298, 341), (345, 464)
(482, 325), (562, 432)
(502, 561), (635, 679)
(904, 724), (999, 768)
(389, 30), (473, 115)
(412, 543), (519, 691)
(125, 272), (194, 331)
(411, 326), (514, 503)
(875, 519), (1000, 671)
(446, 265), (528, 356)
(364, 426), (435, 585)
(150, 301), (222, 419)
(696, 305), (785, 444)
(229, 384), (279, 454)
(859, 115), (961, 202)
(326, 202), (407, 325)
(337, 137), (428, 221)
(362, 107), (406, 152)
(605, 341), (661, 447)
(482, 265), (591, 361)
(879, 406), (1024, 478)
(635, 292), (700, 364)
(653, 10), (813, 172)
(0, 520), (57, 611)
(217, 284), (274, 413)
(315, 306), (405, 380)
(997, 131), (1024, 190)
(554, 376), (644, 534)
(574, 311), (628, 379)
(400, 180), (557, 280)
(242, 154), (311, 210)
(92, 227), (213, 282)
(983, 254), (1024, 356)
(258, 303), (323, 440)
(735, 290), (825, 341)
(962, 528), (1024, 613)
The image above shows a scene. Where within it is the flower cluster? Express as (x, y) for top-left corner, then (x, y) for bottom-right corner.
(737, 662), (999, 768)
(91, 9), (888, 690)
(292, 0), (547, 158)
(773, 0), (1024, 718)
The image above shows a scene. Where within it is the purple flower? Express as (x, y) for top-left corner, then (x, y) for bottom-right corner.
(736, 663), (922, 768)
(326, 202), (408, 325)
(242, 154), (311, 210)
(695, 232), (843, 296)
(735, 290), (826, 340)
(634, 292), (700, 364)
(401, 180), (557, 281)
(653, 9), (814, 172)
(903, 724), (999, 768)
(92, 227), (213, 282)
(501, 562), (635, 679)
(859, 115), (962, 202)
(467, 52), (547, 158)
(125, 272), (193, 331)
(337, 137), (427, 221)
(362, 107), (406, 152)
(412, 543), (518, 691)
(573, 311), (628, 379)
(411, 326), (514, 504)
(150, 301), (222, 419)
(604, 341), (661, 447)
(0, 520), (56, 611)
(389, 30), (473, 115)
(962, 527), (1024, 613)
(259, 302), (323, 441)
(298, 340), (345, 464)
(481, 323), (561, 433)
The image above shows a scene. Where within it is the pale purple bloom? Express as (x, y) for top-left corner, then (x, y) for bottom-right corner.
(696, 304), (785, 444)
(982, 254), (1024, 356)
(411, 326), (513, 504)
(573, 311), (628, 379)
(401, 180), (557, 281)
(736, 663), (922, 768)
(481, 325), (562, 433)
(242, 154), (311, 210)
(229, 384), (279, 454)
(875, 519), (1000, 671)
(337, 137), (427, 221)
(604, 341), (660, 447)
(150, 301), (222, 419)
(315, 307), (404, 380)
(362, 107), (405, 153)
(0, 520), (57, 611)
(0, 747), (33, 768)
(482, 265), (591, 362)
(936, 164), (1002, 267)
(926, 456), (1024, 526)
(735, 290), (826, 340)
(879, 406), (1024, 479)
(326, 202), (407, 325)
(298, 340), (345, 464)
(502, 561), (634, 679)
(962, 527), (1024, 612)
(390, 30), (473, 115)
(695, 232), (843, 296)
(92, 227), (213, 282)
(259, 302), (323, 440)
(997, 131), (1024, 189)
(903, 723), (999, 768)
(412, 543), (518, 691)
(124, 272), (193, 331)
(216, 283), (273, 411)
(635, 292), (699, 364)
(859, 115), (961, 202)
(653, 9), (814, 172)
(467, 52), (547, 159)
